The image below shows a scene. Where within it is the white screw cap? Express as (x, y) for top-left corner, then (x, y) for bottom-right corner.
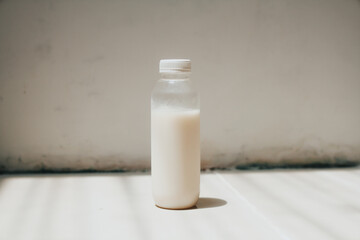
(159, 59), (191, 73)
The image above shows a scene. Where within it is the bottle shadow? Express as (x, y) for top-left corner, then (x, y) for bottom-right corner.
(194, 197), (227, 209)
(156, 197), (227, 210)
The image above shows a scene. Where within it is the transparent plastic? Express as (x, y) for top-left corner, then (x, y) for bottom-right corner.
(151, 72), (199, 111)
(151, 72), (200, 209)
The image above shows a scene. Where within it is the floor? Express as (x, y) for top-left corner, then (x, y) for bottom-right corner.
(0, 168), (359, 240)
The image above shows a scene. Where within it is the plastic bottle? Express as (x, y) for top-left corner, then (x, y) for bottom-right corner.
(151, 59), (200, 209)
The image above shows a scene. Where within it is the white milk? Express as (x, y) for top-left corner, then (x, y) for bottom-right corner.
(151, 108), (200, 209)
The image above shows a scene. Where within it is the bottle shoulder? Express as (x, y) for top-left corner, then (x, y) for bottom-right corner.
(151, 80), (198, 96)
(151, 80), (199, 110)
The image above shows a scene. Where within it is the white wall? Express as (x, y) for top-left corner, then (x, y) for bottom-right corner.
(1, 0), (359, 171)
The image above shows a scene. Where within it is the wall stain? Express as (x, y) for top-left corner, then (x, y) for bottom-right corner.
(0, 135), (359, 173)
(35, 41), (52, 59)
(88, 91), (100, 97)
(54, 106), (64, 112)
(37, 17), (45, 24)
(84, 55), (104, 63)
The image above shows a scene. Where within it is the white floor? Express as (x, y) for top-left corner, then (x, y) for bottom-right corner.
(0, 168), (359, 240)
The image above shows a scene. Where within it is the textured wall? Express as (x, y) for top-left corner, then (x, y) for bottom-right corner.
(0, 0), (360, 172)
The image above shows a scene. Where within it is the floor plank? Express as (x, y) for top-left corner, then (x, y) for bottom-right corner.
(0, 172), (282, 240)
(218, 169), (360, 240)
(0, 169), (359, 240)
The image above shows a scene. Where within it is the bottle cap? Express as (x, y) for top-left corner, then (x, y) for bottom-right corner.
(159, 59), (191, 73)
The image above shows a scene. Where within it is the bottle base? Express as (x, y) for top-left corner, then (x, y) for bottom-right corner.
(153, 193), (200, 210)
(155, 203), (197, 210)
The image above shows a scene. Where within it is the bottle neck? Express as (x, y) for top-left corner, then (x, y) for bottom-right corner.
(160, 72), (191, 81)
